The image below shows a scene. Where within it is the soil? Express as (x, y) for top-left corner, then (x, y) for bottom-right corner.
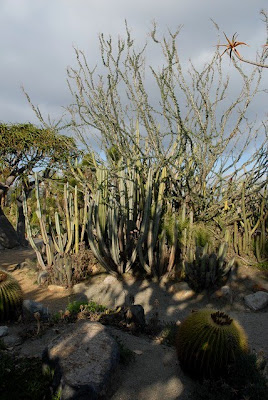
(0, 245), (268, 400)
(0, 246), (74, 312)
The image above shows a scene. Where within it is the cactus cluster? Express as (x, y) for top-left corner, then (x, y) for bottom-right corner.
(185, 242), (234, 292)
(0, 270), (23, 321)
(23, 174), (87, 286)
(87, 163), (174, 276)
(232, 183), (267, 260)
(176, 308), (249, 379)
(23, 152), (267, 283)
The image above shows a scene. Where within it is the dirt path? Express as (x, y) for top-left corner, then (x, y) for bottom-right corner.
(107, 326), (192, 400)
(1, 246), (268, 400)
(0, 246), (74, 313)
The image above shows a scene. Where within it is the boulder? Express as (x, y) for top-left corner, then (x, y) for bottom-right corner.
(23, 299), (49, 320)
(0, 326), (9, 337)
(211, 285), (233, 303)
(0, 210), (20, 249)
(43, 321), (119, 400)
(126, 305), (146, 331)
(103, 275), (118, 285)
(244, 291), (268, 311)
(2, 333), (22, 347)
(169, 282), (195, 301)
(47, 284), (67, 292)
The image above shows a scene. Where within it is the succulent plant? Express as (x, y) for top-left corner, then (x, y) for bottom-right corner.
(176, 308), (249, 379)
(184, 243), (234, 292)
(0, 270), (23, 321)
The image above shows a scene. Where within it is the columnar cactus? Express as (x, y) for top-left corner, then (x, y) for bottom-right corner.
(176, 308), (249, 379)
(0, 270), (23, 321)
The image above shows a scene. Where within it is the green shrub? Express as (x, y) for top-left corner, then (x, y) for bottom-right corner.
(66, 300), (106, 315)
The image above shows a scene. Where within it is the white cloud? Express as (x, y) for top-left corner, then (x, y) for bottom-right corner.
(0, 0), (267, 129)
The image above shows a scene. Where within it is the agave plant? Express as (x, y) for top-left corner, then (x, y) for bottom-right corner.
(0, 270), (23, 321)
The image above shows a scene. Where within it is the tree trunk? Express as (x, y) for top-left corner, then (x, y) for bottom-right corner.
(0, 206), (20, 249)
(16, 196), (28, 247)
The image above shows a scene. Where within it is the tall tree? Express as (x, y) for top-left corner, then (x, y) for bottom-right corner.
(0, 123), (75, 248)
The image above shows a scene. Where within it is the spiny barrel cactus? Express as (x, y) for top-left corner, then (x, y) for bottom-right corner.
(176, 308), (248, 379)
(0, 270), (23, 321)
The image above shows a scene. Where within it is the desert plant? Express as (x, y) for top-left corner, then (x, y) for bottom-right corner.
(66, 300), (106, 315)
(217, 11), (268, 69)
(184, 243), (234, 292)
(0, 270), (23, 321)
(176, 308), (248, 379)
(24, 16), (268, 277)
(23, 174), (91, 286)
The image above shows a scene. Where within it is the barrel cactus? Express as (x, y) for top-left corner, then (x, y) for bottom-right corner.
(0, 270), (23, 321)
(176, 308), (249, 379)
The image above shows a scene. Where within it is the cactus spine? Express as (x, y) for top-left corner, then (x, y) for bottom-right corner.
(176, 309), (248, 379)
(185, 243), (234, 292)
(0, 270), (23, 321)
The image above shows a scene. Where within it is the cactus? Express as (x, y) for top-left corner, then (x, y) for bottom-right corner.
(185, 243), (234, 292)
(176, 308), (249, 379)
(0, 270), (23, 321)
(87, 163), (174, 276)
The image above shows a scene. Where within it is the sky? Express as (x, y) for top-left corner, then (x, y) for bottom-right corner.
(0, 0), (267, 153)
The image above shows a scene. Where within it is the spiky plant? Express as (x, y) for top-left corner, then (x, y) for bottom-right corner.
(184, 243), (234, 292)
(0, 270), (23, 321)
(176, 308), (249, 379)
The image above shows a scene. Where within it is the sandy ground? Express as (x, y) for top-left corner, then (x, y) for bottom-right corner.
(0, 245), (267, 400)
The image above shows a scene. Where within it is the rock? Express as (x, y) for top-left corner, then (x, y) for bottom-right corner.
(37, 271), (48, 285)
(43, 321), (119, 399)
(126, 305), (146, 332)
(244, 291), (268, 311)
(47, 284), (67, 292)
(211, 285), (233, 303)
(3, 334), (22, 347)
(103, 275), (118, 285)
(23, 299), (49, 320)
(0, 326), (9, 337)
(169, 282), (195, 301)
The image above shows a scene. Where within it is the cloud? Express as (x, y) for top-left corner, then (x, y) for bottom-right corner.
(0, 0), (267, 136)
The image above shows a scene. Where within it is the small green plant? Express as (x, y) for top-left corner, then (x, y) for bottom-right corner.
(0, 270), (23, 321)
(158, 322), (177, 346)
(257, 261), (268, 272)
(66, 300), (106, 315)
(51, 311), (61, 323)
(51, 389), (62, 400)
(176, 309), (248, 379)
